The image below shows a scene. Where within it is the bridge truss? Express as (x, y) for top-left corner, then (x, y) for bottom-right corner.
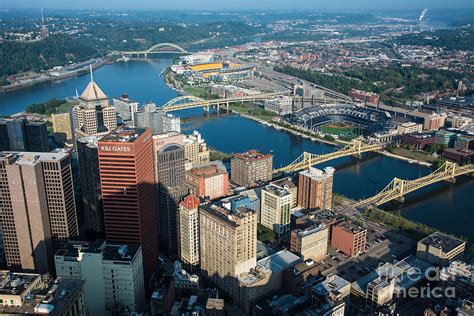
(162, 92), (288, 112)
(355, 161), (474, 207)
(121, 43), (189, 57)
(273, 139), (381, 174)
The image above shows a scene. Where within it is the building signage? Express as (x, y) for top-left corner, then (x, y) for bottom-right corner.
(100, 145), (132, 153)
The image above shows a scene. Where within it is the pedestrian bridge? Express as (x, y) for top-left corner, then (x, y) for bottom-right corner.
(354, 161), (474, 207)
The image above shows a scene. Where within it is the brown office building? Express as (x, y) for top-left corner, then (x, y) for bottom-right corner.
(297, 167), (335, 210)
(230, 149), (273, 187)
(0, 151), (78, 273)
(199, 204), (257, 302)
(98, 127), (158, 285)
(152, 132), (188, 256)
(331, 221), (367, 257)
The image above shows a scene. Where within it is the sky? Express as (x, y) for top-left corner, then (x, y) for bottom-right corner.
(1, 0), (473, 11)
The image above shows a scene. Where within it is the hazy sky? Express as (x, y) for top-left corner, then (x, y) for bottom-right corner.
(1, 0), (473, 11)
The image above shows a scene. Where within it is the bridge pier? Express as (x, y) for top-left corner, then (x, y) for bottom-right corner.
(395, 196), (405, 203)
(444, 177), (456, 184)
(351, 153), (362, 160)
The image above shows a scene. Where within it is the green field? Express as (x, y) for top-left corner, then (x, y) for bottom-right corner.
(320, 122), (361, 138)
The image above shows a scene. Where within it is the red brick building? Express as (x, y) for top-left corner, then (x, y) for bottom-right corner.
(98, 127), (158, 287)
(331, 221), (367, 257)
(186, 163), (228, 200)
(349, 89), (379, 104)
(400, 133), (435, 150)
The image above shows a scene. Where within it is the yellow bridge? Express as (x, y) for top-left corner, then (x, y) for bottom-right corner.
(273, 139), (382, 174)
(162, 92), (349, 112)
(121, 43), (189, 58)
(162, 92), (290, 112)
(355, 161), (474, 207)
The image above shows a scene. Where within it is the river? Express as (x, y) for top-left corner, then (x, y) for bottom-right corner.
(0, 59), (472, 241)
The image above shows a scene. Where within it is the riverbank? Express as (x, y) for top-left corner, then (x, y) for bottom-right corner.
(234, 111), (343, 147)
(378, 149), (432, 167)
(0, 57), (110, 93)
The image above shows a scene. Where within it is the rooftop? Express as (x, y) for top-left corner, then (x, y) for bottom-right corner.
(257, 250), (302, 274)
(0, 151), (69, 166)
(313, 274), (350, 298)
(189, 164), (227, 178)
(0, 271), (40, 296)
(100, 127), (148, 143)
(300, 166), (335, 180)
(335, 221), (367, 235)
(80, 80), (107, 102)
(180, 194), (201, 210)
(271, 177), (297, 190)
(0, 274), (84, 316)
(55, 240), (141, 263)
(233, 149), (272, 162)
(200, 203), (255, 226)
(77, 135), (103, 148)
(419, 232), (465, 253)
(263, 184), (291, 198)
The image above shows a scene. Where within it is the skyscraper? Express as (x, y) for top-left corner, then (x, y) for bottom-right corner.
(0, 118), (49, 152)
(199, 204), (257, 302)
(0, 151), (78, 273)
(72, 70), (117, 139)
(6, 118), (27, 151)
(134, 103), (180, 135)
(297, 166), (335, 210)
(25, 121), (49, 152)
(51, 112), (73, 144)
(231, 150), (273, 187)
(98, 127), (158, 286)
(178, 194), (200, 271)
(152, 132), (188, 256)
(113, 94), (139, 123)
(77, 135), (104, 239)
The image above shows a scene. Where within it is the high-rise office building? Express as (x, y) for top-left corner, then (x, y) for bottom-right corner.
(231, 149), (273, 187)
(297, 166), (335, 210)
(134, 102), (180, 135)
(51, 112), (73, 144)
(0, 121), (10, 151)
(152, 132), (188, 256)
(55, 240), (146, 315)
(0, 151), (79, 273)
(184, 131), (210, 167)
(6, 118), (27, 151)
(199, 204), (257, 303)
(261, 184), (292, 236)
(113, 94), (139, 123)
(0, 118), (49, 152)
(72, 73), (117, 139)
(77, 135), (104, 239)
(25, 121), (49, 152)
(98, 127), (158, 286)
(271, 177), (297, 208)
(178, 194), (201, 271)
(153, 132), (186, 188)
